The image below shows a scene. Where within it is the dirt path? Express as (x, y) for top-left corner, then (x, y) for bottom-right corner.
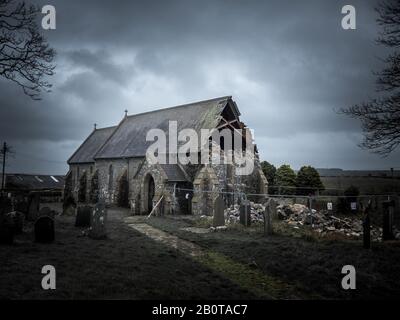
(125, 216), (303, 299)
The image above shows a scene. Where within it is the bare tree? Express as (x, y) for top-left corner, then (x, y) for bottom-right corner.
(0, 0), (55, 100)
(341, 0), (400, 155)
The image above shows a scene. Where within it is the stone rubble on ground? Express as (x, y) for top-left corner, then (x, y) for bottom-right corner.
(224, 202), (400, 242)
(225, 202), (265, 225)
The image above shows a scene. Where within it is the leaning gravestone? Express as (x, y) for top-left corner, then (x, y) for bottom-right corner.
(34, 216), (55, 243)
(75, 205), (92, 227)
(89, 202), (107, 239)
(240, 201), (251, 227)
(27, 193), (40, 221)
(382, 200), (395, 241)
(213, 195), (225, 227)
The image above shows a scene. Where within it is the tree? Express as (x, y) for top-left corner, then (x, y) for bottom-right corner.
(341, 0), (400, 155)
(339, 185), (360, 214)
(0, 0), (55, 99)
(295, 166), (324, 195)
(261, 161), (277, 194)
(275, 164), (297, 195)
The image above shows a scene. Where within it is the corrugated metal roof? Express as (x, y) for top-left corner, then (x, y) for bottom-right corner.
(94, 96), (231, 159)
(68, 126), (117, 164)
(5, 174), (65, 191)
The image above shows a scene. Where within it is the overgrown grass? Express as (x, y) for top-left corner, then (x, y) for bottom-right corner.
(0, 207), (258, 300)
(147, 215), (400, 299)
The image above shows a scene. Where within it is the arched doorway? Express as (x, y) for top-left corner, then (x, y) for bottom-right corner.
(143, 174), (155, 214)
(117, 170), (129, 208)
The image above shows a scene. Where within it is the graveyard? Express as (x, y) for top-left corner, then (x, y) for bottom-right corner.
(1, 197), (400, 299)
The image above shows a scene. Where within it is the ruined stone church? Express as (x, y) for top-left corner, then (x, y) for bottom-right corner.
(66, 96), (268, 215)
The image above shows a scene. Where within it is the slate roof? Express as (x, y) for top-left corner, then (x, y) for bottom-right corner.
(160, 164), (187, 182)
(68, 126), (117, 164)
(5, 174), (65, 191)
(94, 96), (232, 159)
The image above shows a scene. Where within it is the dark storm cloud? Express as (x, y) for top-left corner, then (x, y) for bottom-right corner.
(1, 0), (399, 174)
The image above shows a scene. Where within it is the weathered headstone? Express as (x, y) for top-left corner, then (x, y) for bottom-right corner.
(382, 200), (395, 241)
(0, 210), (14, 245)
(240, 201), (251, 227)
(63, 196), (77, 216)
(0, 196), (12, 215)
(362, 200), (372, 249)
(0, 224), (14, 245)
(89, 202), (107, 239)
(75, 205), (92, 227)
(14, 199), (29, 215)
(34, 216), (55, 243)
(213, 195), (225, 227)
(27, 193), (40, 221)
(263, 199), (276, 236)
(6, 211), (24, 234)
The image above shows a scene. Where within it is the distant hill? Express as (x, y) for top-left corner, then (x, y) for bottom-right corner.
(315, 168), (400, 178)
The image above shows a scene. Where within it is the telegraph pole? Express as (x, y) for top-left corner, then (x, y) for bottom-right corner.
(1, 142), (7, 191)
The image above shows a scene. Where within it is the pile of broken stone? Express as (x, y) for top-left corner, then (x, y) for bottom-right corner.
(225, 202), (400, 241)
(225, 203), (266, 224)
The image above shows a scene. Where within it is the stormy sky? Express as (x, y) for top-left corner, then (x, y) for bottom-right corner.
(1, 0), (399, 175)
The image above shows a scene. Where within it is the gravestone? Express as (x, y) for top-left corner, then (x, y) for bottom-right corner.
(63, 196), (77, 216)
(263, 199), (276, 236)
(14, 199), (29, 215)
(0, 211), (14, 245)
(89, 202), (107, 239)
(27, 193), (40, 221)
(363, 211), (371, 249)
(6, 211), (24, 234)
(63, 204), (76, 216)
(240, 201), (251, 227)
(75, 205), (92, 227)
(213, 195), (225, 227)
(382, 200), (395, 241)
(0, 224), (14, 245)
(0, 196), (12, 215)
(34, 216), (55, 243)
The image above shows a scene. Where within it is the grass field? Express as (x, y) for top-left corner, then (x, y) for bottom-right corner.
(1, 204), (400, 300)
(146, 216), (400, 299)
(0, 205), (256, 300)
(321, 176), (400, 194)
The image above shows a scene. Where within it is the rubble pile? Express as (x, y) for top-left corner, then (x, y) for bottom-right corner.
(225, 203), (266, 224)
(277, 203), (386, 240)
(224, 202), (400, 241)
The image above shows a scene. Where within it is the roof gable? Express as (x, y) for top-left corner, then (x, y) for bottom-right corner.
(68, 126), (117, 164)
